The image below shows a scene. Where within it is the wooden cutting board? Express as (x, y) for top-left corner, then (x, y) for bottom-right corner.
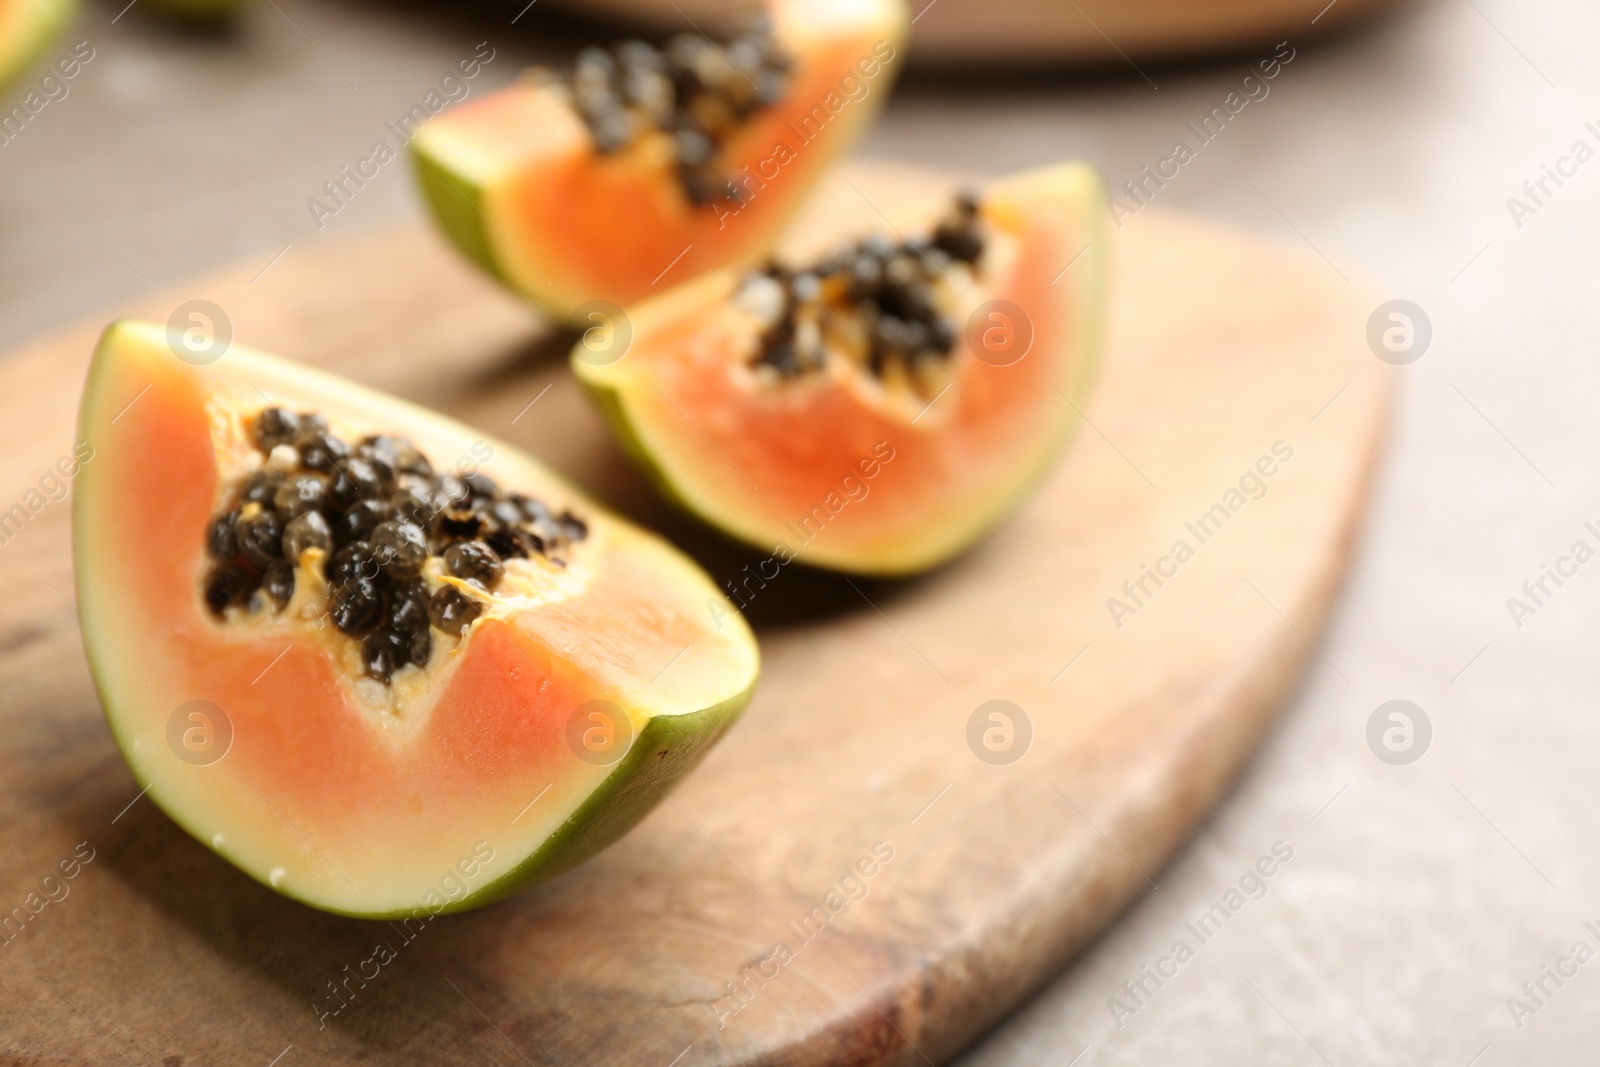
(0, 162), (1389, 1065)
(543, 0), (1411, 66)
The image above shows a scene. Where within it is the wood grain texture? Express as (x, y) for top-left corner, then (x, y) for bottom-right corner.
(0, 162), (1389, 1065)
(541, 0), (1411, 65)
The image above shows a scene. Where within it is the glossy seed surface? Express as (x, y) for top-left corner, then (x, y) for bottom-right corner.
(201, 408), (589, 687)
(743, 192), (989, 388)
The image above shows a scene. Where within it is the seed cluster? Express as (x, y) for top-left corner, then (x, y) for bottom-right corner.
(738, 192), (988, 384)
(203, 408), (588, 686)
(561, 21), (792, 205)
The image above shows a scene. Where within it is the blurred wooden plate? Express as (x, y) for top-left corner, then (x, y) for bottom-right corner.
(0, 161), (1390, 1064)
(539, 0), (1409, 66)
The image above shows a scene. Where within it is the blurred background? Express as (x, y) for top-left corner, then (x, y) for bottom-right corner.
(5, 0), (1598, 1062)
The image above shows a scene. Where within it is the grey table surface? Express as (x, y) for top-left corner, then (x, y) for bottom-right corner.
(4, 0), (1598, 1063)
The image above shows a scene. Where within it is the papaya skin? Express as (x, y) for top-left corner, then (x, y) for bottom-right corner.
(73, 321), (759, 918)
(451, 681), (752, 915)
(413, 147), (506, 291)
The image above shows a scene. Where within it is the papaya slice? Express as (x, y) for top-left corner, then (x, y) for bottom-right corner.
(574, 162), (1109, 575)
(73, 322), (758, 917)
(411, 0), (909, 320)
(0, 0), (75, 95)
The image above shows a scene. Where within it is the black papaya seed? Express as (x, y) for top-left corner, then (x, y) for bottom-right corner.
(253, 407), (300, 452)
(390, 474), (435, 524)
(428, 585), (481, 636)
(261, 561), (295, 610)
(204, 562), (258, 617)
(558, 510), (589, 541)
(273, 472), (330, 519)
(486, 499), (524, 528)
(387, 578), (431, 635)
(526, 513), (564, 547)
(388, 436), (431, 476)
(461, 471), (499, 500)
(354, 436), (398, 482)
(242, 469), (283, 506)
(206, 510), (240, 560)
(237, 510), (285, 567)
(334, 498), (390, 546)
(514, 493), (553, 525)
(485, 525), (531, 561)
(297, 428), (349, 472)
(325, 540), (375, 586)
(434, 473), (468, 507)
(371, 520), (428, 581)
(361, 628), (409, 684)
(444, 541), (503, 590)
(407, 628), (432, 668)
(330, 457), (388, 510)
(282, 510), (333, 561)
(934, 223), (984, 264)
(331, 578), (383, 636)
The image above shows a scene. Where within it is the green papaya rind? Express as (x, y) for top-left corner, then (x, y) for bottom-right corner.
(441, 681), (754, 917)
(412, 144), (510, 292)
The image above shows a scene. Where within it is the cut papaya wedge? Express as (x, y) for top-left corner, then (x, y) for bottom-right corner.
(574, 162), (1109, 575)
(0, 0), (75, 95)
(73, 321), (758, 917)
(411, 0), (909, 320)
